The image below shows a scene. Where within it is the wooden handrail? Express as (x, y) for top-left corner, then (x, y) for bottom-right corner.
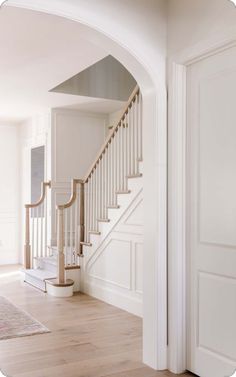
(24, 180), (51, 269)
(57, 179), (83, 210)
(25, 181), (51, 209)
(83, 85), (140, 183)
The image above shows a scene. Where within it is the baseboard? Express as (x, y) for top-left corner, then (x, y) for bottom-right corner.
(83, 280), (143, 317)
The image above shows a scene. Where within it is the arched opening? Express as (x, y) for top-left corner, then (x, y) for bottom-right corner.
(0, 2), (167, 371)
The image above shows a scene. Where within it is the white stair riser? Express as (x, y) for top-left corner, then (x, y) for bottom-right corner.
(41, 260), (57, 273)
(46, 283), (74, 298)
(24, 273), (46, 292)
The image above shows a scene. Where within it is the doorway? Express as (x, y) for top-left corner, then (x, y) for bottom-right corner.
(186, 46), (236, 377)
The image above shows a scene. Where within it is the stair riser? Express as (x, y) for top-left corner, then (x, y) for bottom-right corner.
(24, 274), (46, 292)
(34, 259), (57, 273)
(41, 261), (57, 274)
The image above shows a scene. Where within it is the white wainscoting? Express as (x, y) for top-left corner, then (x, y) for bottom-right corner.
(84, 189), (144, 317)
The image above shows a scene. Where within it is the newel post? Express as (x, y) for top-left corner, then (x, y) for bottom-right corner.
(57, 207), (65, 284)
(79, 182), (85, 257)
(24, 206), (31, 269)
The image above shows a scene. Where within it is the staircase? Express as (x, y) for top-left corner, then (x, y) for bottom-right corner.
(23, 85), (143, 297)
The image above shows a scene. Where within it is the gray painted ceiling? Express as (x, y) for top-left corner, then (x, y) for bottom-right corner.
(50, 55), (137, 102)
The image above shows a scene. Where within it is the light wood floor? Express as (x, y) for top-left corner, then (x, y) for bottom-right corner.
(0, 265), (192, 377)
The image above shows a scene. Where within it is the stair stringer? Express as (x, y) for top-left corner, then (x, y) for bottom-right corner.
(80, 177), (144, 317)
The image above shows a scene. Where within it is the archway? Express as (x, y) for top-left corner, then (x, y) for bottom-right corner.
(4, 0), (167, 370)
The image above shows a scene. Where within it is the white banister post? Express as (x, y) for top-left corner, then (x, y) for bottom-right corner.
(57, 207), (65, 284)
(24, 206), (31, 269)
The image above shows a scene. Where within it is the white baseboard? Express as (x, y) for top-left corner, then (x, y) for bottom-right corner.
(0, 257), (20, 265)
(83, 280), (143, 317)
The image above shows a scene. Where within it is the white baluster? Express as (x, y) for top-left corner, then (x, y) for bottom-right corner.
(45, 193), (48, 257)
(107, 142), (110, 206)
(75, 190), (78, 261)
(89, 178), (92, 235)
(100, 154), (105, 219)
(97, 162), (101, 219)
(124, 116), (128, 190)
(138, 93), (143, 161)
(84, 182), (89, 242)
(128, 107), (132, 176)
(94, 167), (96, 230)
(132, 101), (136, 175)
(32, 208), (34, 266)
(70, 206), (73, 265)
(36, 206), (39, 259)
(114, 131), (117, 193)
(88, 181), (90, 243)
(117, 127), (120, 191)
(111, 140), (114, 202)
(65, 208), (68, 266)
(91, 174), (94, 230)
(119, 126), (122, 190)
(104, 148), (108, 217)
(40, 203), (43, 258)
(133, 97), (138, 174)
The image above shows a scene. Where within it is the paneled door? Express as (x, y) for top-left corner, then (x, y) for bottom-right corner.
(187, 46), (236, 377)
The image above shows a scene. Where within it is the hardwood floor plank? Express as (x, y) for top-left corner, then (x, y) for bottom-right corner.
(0, 266), (192, 377)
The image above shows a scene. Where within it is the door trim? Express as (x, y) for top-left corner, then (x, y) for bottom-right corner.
(168, 25), (236, 374)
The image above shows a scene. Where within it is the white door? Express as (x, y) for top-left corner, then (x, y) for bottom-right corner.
(187, 46), (236, 377)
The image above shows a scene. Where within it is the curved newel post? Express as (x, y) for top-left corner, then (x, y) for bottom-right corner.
(24, 181), (51, 269)
(24, 207), (31, 269)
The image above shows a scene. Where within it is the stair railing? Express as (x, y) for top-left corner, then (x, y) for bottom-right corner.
(83, 85), (142, 244)
(24, 181), (51, 269)
(56, 85), (142, 284)
(56, 179), (84, 284)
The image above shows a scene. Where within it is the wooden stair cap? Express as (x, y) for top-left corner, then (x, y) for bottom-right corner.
(65, 265), (81, 271)
(45, 278), (74, 287)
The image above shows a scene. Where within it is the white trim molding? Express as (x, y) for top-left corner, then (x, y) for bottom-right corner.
(168, 26), (236, 374)
(229, 0), (236, 6)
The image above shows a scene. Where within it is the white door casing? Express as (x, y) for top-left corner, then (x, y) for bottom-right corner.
(168, 27), (236, 375)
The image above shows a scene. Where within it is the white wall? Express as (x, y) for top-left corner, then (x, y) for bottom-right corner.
(108, 109), (123, 127)
(168, 0), (236, 56)
(0, 123), (20, 265)
(50, 108), (107, 244)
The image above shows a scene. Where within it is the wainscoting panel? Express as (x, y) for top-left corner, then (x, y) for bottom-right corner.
(84, 186), (143, 317)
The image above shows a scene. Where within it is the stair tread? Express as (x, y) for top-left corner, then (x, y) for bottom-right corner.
(24, 269), (56, 281)
(35, 256), (57, 265)
(80, 242), (92, 246)
(127, 173), (143, 178)
(107, 205), (120, 209)
(116, 190), (131, 194)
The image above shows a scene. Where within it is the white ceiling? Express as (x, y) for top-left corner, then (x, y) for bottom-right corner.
(0, 7), (125, 122)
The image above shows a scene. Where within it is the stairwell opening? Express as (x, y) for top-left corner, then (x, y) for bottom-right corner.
(1, 1), (167, 371)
